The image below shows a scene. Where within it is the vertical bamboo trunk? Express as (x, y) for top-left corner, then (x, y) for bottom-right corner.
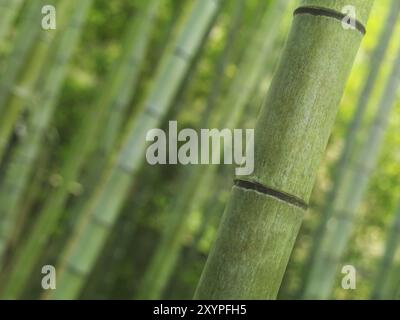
(371, 200), (400, 299)
(300, 0), (400, 295)
(135, 167), (216, 299)
(0, 0), (46, 115)
(194, 0), (374, 299)
(99, 0), (162, 154)
(135, 0), (289, 299)
(0, 0), (72, 164)
(65, 0), (163, 217)
(47, 0), (221, 299)
(6, 149), (51, 255)
(0, 0), (24, 48)
(303, 42), (400, 299)
(0, 0), (93, 274)
(0, 0), (161, 299)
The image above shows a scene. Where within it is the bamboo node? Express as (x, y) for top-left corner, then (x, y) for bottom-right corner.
(234, 179), (308, 210)
(293, 6), (366, 35)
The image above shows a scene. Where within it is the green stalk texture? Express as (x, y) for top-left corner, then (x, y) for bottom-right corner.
(0, 0), (93, 274)
(371, 200), (400, 299)
(135, 0), (290, 300)
(303, 42), (400, 299)
(0, 0), (24, 47)
(0, 0), (161, 299)
(48, 0), (222, 299)
(194, 0), (374, 299)
(0, 0), (46, 115)
(0, 0), (72, 165)
(300, 0), (400, 294)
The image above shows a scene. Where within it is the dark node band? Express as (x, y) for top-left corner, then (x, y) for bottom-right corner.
(234, 179), (308, 210)
(294, 6), (366, 35)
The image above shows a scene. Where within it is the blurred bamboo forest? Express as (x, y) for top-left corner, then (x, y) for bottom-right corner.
(0, 0), (399, 300)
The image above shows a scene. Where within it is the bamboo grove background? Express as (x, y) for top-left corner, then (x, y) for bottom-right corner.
(0, 0), (399, 300)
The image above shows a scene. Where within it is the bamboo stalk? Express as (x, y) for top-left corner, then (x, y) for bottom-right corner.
(300, 0), (400, 295)
(47, 0), (222, 299)
(135, 0), (290, 299)
(303, 41), (400, 299)
(0, 0), (25, 48)
(0, 0), (72, 165)
(0, 0), (46, 116)
(99, 0), (162, 154)
(0, 0), (93, 278)
(371, 200), (400, 299)
(194, 0), (374, 299)
(0, 0), (161, 299)
(135, 167), (215, 299)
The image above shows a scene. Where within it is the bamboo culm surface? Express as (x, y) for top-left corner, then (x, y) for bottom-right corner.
(194, 0), (374, 299)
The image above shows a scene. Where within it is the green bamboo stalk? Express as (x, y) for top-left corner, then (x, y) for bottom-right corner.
(0, 0), (46, 116)
(93, 9), (242, 291)
(99, 0), (162, 154)
(371, 200), (400, 299)
(111, 0), (245, 296)
(194, 0), (374, 299)
(42, 2), (197, 298)
(0, 0), (24, 48)
(5, 148), (51, 256)
(0, 0), (93, 277)
(47, 0), (221, 299)
(0, 0), (72, 165)
(135, 0), (289, 299)
(0, 0), (161, 299)
(201, 0), (245, 123)
(300, 0), (400, 296)
(93, 0), (285, 299)
(186, 170), (229, 260)
(135, 166), (215, 299)
(57, 0), (210, 229)
(303, 42), (400, 299)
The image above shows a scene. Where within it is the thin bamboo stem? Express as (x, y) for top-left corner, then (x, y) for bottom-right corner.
(0, 0), (46, 116)
(0, 0), (93, 280)
(0, 0), (161, 299)
(300, 0), (400, 296)
(47, 0), (222, 299)
(303, 41), (400, 299)
(0, 0), (72, 165)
